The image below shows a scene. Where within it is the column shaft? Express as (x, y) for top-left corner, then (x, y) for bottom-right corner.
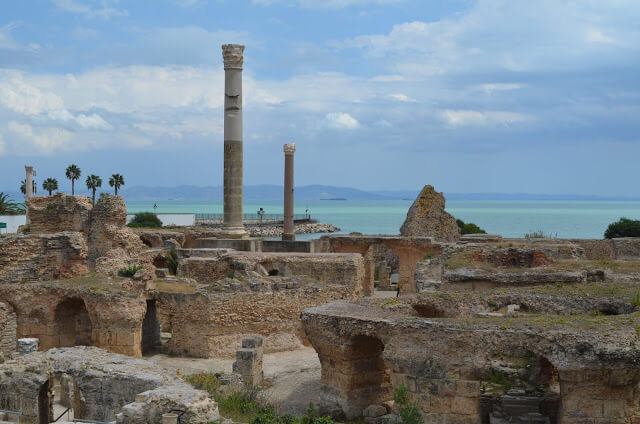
(283, 144), (296, 241)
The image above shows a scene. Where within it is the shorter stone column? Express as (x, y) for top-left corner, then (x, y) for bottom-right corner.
(232, 337), (264, 385)
(18, 338), (39, 355)
(282, 143), (296, 241)
(25, 166), (34, 199)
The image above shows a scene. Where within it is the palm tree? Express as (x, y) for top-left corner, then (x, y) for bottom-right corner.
(0, 192), (25, 215)
(109, 174), (125, 195)
(65, 164), (81, 195)
(86, 174), (102, 204)
(20, 179), (37, 196)
(42, 178), (59, 196)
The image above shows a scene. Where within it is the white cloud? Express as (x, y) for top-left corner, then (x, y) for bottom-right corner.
(440, 109), (531, 127)
(52, 0), (128, 19)
(7, 121), (74, 154)
(585, 28), (615, 44)
(0, 72), (65, 115)
(370, 75), (404, 82)
(388, 93), (415, 102)
(0, 23), (42, 52)
(374, 119), (392, 128)
(252, 0), (404, 9)
(477, 83), (522, 93)
(324, 112), (360, 130)
(47, 109), (112, 131)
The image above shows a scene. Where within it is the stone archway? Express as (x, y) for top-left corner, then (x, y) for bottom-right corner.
(54, 298), (92, 347)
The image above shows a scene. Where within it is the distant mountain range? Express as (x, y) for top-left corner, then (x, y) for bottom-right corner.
(3, 185), (639, 202)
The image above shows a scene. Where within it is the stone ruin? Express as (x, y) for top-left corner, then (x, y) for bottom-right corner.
(0, 347), (218, 424)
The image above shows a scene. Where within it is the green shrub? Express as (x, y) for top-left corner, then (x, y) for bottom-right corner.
(117, 265), (144, 278)
(456, 219), (486, 235)
(394, 384), (422, 424)
(127, 212), (163, 228)
(167, 249), (179, 275)
(632, 291), (640, 308)
(349, 231), (363, 235)
(184, 372), (221, 395)
(605, 217), (640, 239)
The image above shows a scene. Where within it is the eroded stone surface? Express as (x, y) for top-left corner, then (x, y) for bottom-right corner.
(399, 185), (460, 242)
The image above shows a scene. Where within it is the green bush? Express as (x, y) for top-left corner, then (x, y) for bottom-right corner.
(394, 384), (422, 424)
(127, 212), (163, 228)
(524, 230), (556, 239)
(632, 291), (640, 308)
(604, 217), (640, 239)
(117, 265), (144, 278)
(456, 219), (486, 235)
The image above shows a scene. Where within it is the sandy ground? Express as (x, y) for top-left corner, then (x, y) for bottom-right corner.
(147, 347), (324, 415)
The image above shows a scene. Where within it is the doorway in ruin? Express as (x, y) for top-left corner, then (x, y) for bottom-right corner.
(141, 300), (161, 355)
(38, 379), (51, 424)
(346, 335), (393, 406)
(54, 298), (92, 347)
(369, 245), (399, 291)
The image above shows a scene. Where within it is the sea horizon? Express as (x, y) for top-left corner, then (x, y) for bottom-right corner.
(125, 198), (640, 240)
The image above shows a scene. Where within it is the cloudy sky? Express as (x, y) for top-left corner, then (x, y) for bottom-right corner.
(1, 0), (639, 195)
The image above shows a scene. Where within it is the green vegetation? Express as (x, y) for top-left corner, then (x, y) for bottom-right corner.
(86, 174), (102, 204)
(374, 265), (380, 281)
(524, 230), (556, 239)
(349, 231), (363, 235)
(632, 291), (640, 308)
(20, 179), (36, 196)
(393, 385), (421, 424)
(167, 249), (179, 275)
(42, 178), (59, 196)
(65, 164), (82, 195)
(117, 265), (144, 278)
(127, 212), (163, 228)
(0, 192), (25, 215)
(605, 217), (640, 239)
(456, 219), (486, 235)
(186, 373), (336, 424)
(109, 173), (125, 195)
(422, 252), (435, 261)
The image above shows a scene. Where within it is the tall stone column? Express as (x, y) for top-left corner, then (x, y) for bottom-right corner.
(25, 166), (34, 200)
(282, 143), (296, 241)
(221, 44), (247, 239)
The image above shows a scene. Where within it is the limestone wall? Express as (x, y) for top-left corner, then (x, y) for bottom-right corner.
(0, 282), (147, 357)
(157, 276), (362, 358)
(26, 194), (92, 234)
(0, 233), (88, 283)
(0, 302), (17, 357)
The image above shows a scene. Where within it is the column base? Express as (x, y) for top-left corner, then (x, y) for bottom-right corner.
(220, 226), (249, 239)
(282, 233), (296, 241)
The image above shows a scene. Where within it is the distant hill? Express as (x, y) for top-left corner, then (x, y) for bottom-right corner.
(3, 185), (639, 202)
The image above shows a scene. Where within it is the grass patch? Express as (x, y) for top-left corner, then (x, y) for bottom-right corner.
(155, 280), (198, 293)
(117, 265), (144, 278)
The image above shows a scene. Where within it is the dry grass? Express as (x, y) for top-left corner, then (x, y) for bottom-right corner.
(155, 280), (198, 293)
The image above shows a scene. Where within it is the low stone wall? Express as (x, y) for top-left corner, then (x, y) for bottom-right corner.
(157, 257), (363, 358)
(0, 347), (218, 424)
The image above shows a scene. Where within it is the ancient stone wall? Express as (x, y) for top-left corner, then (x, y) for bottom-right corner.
(0, 347), (218, 424)
(0, 282), (147, 357)
(0, 302), (17, 357)
(156, 275), (361, 357)
(26, 194), (92, 234)
(399, 185), (460, 242)
(302, 300), (640, 423)
(0, 232), (88, 283)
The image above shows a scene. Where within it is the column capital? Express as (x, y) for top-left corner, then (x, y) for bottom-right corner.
(222, 44), (245, 69)
(283, 143), (296, 154)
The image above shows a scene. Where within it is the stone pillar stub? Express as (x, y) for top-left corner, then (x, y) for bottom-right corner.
(18, 338), (38, 355)
(221, 44), (248, 239)
(283, 143), (296, 241)
(25, 166), (34, 199)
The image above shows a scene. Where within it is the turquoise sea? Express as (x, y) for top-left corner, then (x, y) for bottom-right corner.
(126, 200), (640, 240)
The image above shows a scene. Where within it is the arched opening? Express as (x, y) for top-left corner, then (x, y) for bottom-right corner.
(0, 300), (18, 354)
(54, 298), (92, 347)
(480, 354), (560, 424)
(370, 245), (399, 291)
(141, 300), (161, 355)
(268, 269), (280, 276)
(341, 335), (392, 411)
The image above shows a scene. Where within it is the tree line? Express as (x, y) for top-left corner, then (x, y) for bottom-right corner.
(20, 165), (125, 204)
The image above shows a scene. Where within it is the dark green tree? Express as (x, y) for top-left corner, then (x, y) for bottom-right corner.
(85, 174), (102, 204)
(42, 178), (59, 196)
(109, 173), (125, 195)
(65, 164), (82, 195)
